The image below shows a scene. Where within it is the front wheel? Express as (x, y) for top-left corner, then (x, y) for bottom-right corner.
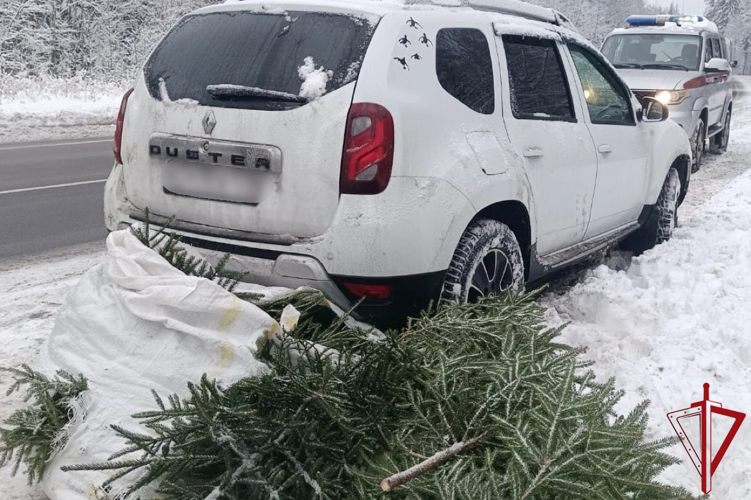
(709, 109), (731, 154)
(621, 168), (681, 253)
(440, 219), (525, 304)
(691, 118), (706, 173)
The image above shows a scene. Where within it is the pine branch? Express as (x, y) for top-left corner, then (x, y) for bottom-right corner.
(0, 365), (88, 484)
(380, 434), (485, 491)
(130, 208), (245, 291)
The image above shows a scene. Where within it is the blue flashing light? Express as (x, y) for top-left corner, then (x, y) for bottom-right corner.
(626, 14), (705, 27)
(626, 15), (661, 26)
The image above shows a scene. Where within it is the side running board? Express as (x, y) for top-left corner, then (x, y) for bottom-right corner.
(538, 222), (640, 269)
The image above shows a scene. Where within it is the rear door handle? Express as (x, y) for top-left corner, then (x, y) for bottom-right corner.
(523, 148), (544, 158)
(598, 144), (613, 154)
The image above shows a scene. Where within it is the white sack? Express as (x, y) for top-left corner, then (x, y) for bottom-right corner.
(38, 229), (280, 499)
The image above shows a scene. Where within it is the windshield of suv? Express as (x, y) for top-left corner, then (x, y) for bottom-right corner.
(601, 34), (702, 71)
(144, 11), (375, 111)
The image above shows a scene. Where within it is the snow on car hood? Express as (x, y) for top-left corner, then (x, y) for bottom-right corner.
(617, 68), (700, 91)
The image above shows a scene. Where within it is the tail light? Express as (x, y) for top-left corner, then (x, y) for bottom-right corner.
(342, 282), (393, 300)
(114, 88), (134, 164)
(340, 103), (394, 195)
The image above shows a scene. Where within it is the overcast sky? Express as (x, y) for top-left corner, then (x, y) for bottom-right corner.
(650, 0), (706, 15)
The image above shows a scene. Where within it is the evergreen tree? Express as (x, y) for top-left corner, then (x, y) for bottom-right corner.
(706, 0), (745, 31)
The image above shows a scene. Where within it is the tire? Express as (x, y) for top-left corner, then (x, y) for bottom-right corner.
(440, 219), (525, 304)
(709, 108), (731, 154)
(691, 118), (706, 173)
(621, 168), (681, 253)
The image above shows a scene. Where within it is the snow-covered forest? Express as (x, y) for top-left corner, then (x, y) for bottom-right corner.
(0, 0), (220, 82)
(1, 0), (749, 89)
(706, 0), (751, 71)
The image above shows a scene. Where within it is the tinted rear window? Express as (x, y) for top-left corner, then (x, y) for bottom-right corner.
(144, 11), (375, 110)
(436, 28), (495, 114)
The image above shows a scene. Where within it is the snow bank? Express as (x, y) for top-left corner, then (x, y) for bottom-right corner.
(543, 171), (751, 493)
(0, 76), (126, 143)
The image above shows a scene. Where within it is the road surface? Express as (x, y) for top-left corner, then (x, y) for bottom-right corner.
(0, 139), (112, 259)
(734, 76), (751, 108)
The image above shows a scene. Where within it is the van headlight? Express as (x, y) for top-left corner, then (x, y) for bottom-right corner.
(655, 90), (691, 105)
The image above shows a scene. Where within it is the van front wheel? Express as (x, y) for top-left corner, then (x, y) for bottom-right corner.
(691, 118), (706, 173)
(709, 109), (731, 154)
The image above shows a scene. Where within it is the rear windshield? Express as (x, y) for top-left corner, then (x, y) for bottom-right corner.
(144, 11), (376, 110)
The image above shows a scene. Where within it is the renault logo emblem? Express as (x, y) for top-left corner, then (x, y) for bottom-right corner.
(202, 110), (217, 135)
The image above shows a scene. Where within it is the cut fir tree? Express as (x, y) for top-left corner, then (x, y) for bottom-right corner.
(62, 293), (693, 500)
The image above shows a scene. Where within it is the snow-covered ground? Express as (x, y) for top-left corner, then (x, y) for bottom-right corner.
(0, 243), (105, 499)
(543, 106), (751, 496)
(0, 77), (125, 144)
(2, 107), (751, 498)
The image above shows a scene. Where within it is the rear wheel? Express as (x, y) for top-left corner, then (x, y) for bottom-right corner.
(621, 168), (681, 253)
(709, 109), (731, 154)
(691, 118), (706, 173)
(440, 219), (524, 304)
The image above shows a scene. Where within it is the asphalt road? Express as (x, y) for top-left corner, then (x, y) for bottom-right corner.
(0, 139), (112, 260)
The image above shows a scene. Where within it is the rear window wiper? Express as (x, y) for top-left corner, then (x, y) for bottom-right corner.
(207, 84), (307, 103)
(613, 63), (643, 69)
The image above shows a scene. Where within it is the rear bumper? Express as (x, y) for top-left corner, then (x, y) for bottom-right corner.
(175, 231), (354, 309)
(114, 219), (444, 325)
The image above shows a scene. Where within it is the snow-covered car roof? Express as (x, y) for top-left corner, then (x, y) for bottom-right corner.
(195, 0), (566, 27)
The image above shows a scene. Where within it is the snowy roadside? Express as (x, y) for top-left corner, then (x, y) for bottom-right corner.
(542, 108), (751, 496)
(0, 243), (105, 499)
(680, 89), (751, 216)
(0, 77), (125, 144)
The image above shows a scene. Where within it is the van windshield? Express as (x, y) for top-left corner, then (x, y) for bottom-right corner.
(144, 11), (375, 110)
(601, 34), (702, 71)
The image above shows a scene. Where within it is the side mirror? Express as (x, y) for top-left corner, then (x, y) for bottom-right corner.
(732, 60), (739, 68)
(642, 97), (669, 122)
(705, 57), (730, 72)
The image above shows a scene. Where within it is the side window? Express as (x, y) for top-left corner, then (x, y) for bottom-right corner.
(436, 28), (495, 114)
(501, 35), (575, 121)
(712, 38), (723, 59)
(567, 44), (634, 126)
(705, 38), (714, 63)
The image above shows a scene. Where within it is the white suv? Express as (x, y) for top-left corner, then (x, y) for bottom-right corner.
(104, 0), (691, 324)
(602, 15), (735, 172)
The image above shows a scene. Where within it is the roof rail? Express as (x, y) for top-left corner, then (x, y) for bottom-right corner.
(404, 0), (558, 24)
(466, 0), (557, 23)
